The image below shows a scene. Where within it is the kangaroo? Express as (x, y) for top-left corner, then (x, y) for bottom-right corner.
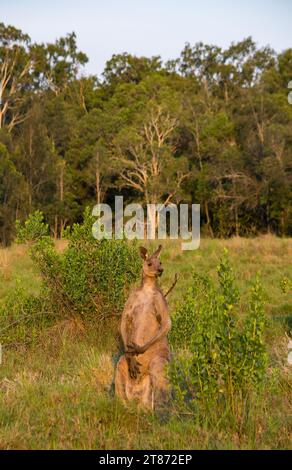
(115, 245), (171, 409)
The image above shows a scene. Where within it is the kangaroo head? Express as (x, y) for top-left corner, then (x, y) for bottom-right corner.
(139, 245), (163, 278)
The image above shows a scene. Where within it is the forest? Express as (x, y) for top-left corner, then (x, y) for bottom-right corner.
(0, 22), (292, 245)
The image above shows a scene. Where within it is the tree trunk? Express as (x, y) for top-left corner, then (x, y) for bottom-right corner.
(235, 206), (239, 236)
(204, 201), (214, 237)
(53, 215), (58, 240)
(95, 149), (101, 205)
(58, 159), (65, 238)
(28, 125), (33, 211)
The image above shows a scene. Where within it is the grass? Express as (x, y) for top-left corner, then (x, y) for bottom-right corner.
(0, 235), (291, 449)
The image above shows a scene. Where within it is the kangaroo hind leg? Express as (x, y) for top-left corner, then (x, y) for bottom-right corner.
(149, 355), (171, 411)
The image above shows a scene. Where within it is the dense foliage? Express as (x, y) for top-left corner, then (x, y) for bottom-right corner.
(20, 210), (140, 317)
(0, 23), (292, 245)
(0, 211), (141, 344)
(169, 251), (267, 415)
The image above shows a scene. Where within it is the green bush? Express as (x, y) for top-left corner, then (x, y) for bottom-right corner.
(0, 284), (54, 345)
(169, 250), (267, 415)
(15, 208), (141, 321)
(15, 211), (49, 243)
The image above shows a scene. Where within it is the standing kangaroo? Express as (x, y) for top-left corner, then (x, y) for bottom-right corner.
(115, 245), (171, 409)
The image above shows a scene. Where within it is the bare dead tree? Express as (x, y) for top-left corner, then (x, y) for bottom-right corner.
(113, 105), (190, 211)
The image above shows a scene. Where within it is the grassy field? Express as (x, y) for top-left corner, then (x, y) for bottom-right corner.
(0, 236), (291, 449)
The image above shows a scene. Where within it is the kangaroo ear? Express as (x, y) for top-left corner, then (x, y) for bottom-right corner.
(139, 246), (148, 260)
(152, 244), (162, 258)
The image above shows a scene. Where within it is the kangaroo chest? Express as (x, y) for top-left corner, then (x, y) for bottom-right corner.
(127, 290), (161, 344)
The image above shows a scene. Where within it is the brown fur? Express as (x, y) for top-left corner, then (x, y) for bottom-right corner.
(115, 245), (171, 409)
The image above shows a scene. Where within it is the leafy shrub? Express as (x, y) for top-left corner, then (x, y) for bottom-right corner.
(15, 208), (141, 321)
(169, 250), (267, 415)
(16, 211), (49, 243)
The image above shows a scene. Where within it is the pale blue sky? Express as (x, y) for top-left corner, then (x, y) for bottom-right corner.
(1, 0), (291, 76)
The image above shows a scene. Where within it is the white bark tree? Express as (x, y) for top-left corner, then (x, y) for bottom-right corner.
(0, 23), (32, 131)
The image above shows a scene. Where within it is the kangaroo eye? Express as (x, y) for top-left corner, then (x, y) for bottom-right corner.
(147, 262), (152, 266)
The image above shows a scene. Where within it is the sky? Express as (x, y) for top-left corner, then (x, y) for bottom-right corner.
(1, 0), (291, 77)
